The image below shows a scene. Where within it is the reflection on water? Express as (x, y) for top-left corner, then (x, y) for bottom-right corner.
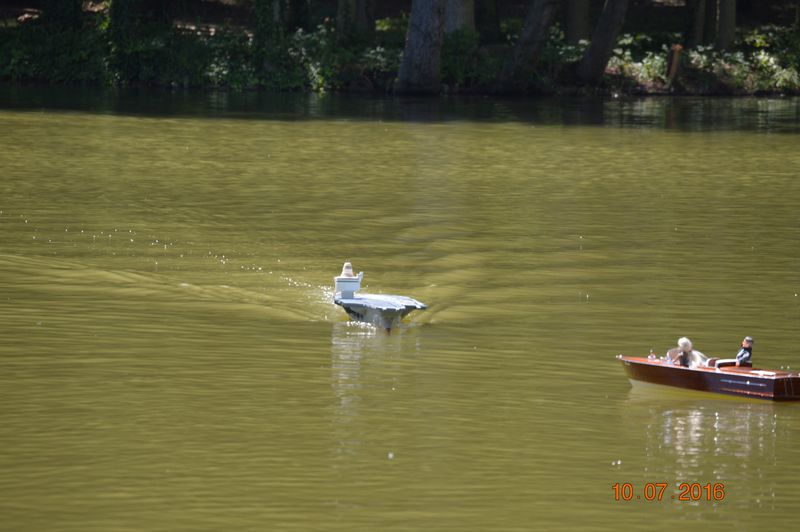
(1, 84), (799, 133)
(329, 322), (423, 461)
(623, 386), (788, 515)
(641, 396), (774, 460)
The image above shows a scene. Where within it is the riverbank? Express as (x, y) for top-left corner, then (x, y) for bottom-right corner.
(1, 8), (799, 96)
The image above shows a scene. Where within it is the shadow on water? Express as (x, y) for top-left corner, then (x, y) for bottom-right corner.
(1, 83), (799, 132)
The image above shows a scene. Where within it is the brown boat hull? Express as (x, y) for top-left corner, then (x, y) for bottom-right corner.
(618, 356), (800, 401)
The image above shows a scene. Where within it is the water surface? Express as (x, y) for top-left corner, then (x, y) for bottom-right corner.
(2, 89), (800, 530)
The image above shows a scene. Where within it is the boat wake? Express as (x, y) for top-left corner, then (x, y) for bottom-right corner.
(0, 253), (324, 323)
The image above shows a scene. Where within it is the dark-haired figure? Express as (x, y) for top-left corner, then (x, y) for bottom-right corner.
(715, 336), (753, 368)
(735, 336), (754, 366)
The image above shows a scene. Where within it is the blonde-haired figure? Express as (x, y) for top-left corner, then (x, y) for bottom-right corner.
(665, 337), (708, 368)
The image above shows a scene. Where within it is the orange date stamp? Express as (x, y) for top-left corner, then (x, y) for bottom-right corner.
(612, 482), (725, 502)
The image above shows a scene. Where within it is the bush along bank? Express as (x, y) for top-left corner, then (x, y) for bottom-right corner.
(0, 11), (407, 92)
(1, 10), (799, 96)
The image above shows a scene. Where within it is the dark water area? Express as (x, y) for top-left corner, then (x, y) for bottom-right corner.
(2, 83), (800, 132)
(2, 86), (800, 531)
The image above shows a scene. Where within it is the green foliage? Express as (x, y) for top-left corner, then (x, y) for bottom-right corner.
(374, 16), (407, 48)
(500, 18), (524, 46)
(253, 0), (281, 49)
(289, 22), (355, 91)
(742, 25), (800, 69)
(2, 2), (799, 97)
(359, 45), (402, 89)
(682, 31), (800, 94)
(209, 27), (256, 90)
(0, 15), (108, 83)
(571, 27), (800, 94)
(441, 28), (479, 86)
(440, 28), (503, 88)
(109, 25), (207, 87)
(288, 21), (402, 92)
(534, 26), (586, 90)
(640, 52), (668, 84)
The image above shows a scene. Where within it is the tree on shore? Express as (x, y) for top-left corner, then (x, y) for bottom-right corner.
(109, 0), (173, 79)
(684, 0), (706, 49)
(498, 0), (559, 91)
(685, 0), (735, 51)
(337, 0), (374, 38)
(395, 0), (446, 94)
(445, 0), (475, 34)
(475, 0), (502, 44)
(575, 0), (630, 85)
(716, 0), (737, 51)
(284, 0), (312, 32)
(565, 0), (591, 45)
(703, 0), (717, 45)
(253, 0), (282, 44)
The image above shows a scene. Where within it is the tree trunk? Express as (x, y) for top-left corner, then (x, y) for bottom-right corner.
(109, 0), (136, 48)
(475, 0), (502, 44)
(703, 0), (717, 45)
(110, 0), (171, 46)
(395, 0), (446, 94)
(356, 0), (375, 34)
(684, 0), (705, 48)
(254, 0), (282, 47)
(445, 0), (475, 34)
(575, 0), (630, 85)
(499, 0), (559, 89)
(337, 0), (374, 36)
(337, 0), (355, 34)
(109, 0), (172, 82)
(284, 0), (312, 32)
(715, 0), (736, 51)
(565, 0), (591, 44)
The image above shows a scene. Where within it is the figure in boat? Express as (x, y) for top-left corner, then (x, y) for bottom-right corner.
(333, 262), (426, 330)
(664, 337), (708, 368)
(712, 336), (754, 368)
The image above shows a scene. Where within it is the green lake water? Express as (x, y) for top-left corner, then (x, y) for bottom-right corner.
(2, 88), (800, 531)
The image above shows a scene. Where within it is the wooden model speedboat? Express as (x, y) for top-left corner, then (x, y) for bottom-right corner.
(333, 262), (426, 330)
(617, 354), (800, 401)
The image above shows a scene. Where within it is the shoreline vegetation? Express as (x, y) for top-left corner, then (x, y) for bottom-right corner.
(1, 1), (799, 96)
